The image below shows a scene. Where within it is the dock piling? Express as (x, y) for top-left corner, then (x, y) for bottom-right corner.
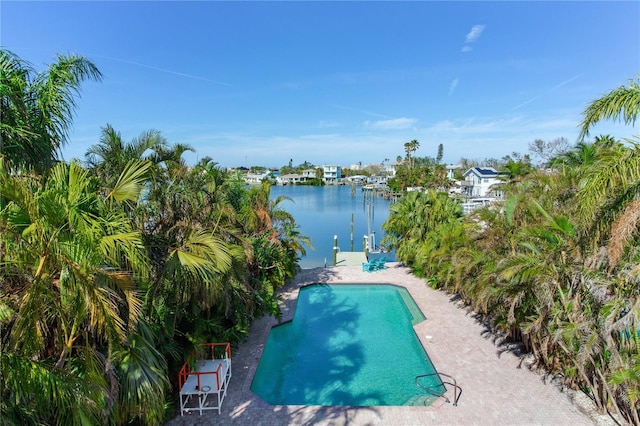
(364, 235), (369, 258)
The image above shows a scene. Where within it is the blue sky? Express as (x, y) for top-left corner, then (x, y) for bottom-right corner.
(2, 1), (639, 168)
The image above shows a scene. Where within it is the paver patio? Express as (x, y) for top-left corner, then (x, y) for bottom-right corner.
(167, 263), (601, 426)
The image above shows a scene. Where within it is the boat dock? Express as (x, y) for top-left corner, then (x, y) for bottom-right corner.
(334, 251), (368, 267)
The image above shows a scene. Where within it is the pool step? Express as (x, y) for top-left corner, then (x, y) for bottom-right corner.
(404, 393), (438, 406)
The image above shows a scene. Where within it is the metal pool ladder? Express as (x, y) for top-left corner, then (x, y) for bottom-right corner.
(414, 372), (462, 406)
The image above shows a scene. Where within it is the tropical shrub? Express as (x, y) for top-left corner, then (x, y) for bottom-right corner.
(383, 77), (640, 424)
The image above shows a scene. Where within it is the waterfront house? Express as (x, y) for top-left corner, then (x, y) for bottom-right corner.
(323, 165), (341, 183)
(387, 161), (403, 177)
(277, 174), (303, 185)
(244, 172), (270, 184)
(461, 167), (505, 198)
(301, 169), (317, 180)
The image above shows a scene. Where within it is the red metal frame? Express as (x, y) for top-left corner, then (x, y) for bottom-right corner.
(178, 342), (231, 391)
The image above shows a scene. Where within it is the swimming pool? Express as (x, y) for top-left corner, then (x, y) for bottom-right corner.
(251, 284), (444, 406)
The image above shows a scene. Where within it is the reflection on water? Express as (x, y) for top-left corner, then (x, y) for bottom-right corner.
(270, 185), (394, 268)
(250, 284), (442, 406)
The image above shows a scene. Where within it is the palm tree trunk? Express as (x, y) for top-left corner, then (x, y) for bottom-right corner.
(595, 367), (626, 423)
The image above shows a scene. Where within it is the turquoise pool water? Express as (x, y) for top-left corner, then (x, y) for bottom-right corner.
(251, 284), (444, 406)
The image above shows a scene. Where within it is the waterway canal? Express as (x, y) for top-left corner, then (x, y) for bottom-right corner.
(269, 185), (394, 269)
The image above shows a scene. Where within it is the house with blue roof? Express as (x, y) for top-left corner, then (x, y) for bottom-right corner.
(461, 167), (505, 198)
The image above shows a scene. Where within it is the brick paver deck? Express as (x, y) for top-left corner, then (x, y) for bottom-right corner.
(167, 263), (597, 425)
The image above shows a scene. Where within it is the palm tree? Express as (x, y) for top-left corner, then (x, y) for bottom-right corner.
(85, 124), (168, 186)
(550, 141), (600, 169)
(221, 182), (308, 298)
(576, 142), (640, 264)
(578, 75), (640, 140)
(382, 189), (462, 270)
(403, 139), (420, 169)
(0, 49), (102, 173)
(573, 76), (640, 268)
(378, 76), (640, 423)
(611, 354), (640, 425)
(0, 157), (168, 424)
(138, 154), (237, 340)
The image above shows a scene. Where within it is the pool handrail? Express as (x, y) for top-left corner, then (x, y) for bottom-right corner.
(414, 371), (461, 406)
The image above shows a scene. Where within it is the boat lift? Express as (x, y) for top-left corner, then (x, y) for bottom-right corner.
(365, 197), (384, 254)
(333, 191), (385, 266)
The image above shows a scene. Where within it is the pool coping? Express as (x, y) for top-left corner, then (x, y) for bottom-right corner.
(167, 263), (599, 426)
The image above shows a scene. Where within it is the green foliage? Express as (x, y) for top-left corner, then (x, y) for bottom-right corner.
(279, 161), (316, 176)
(382, 190), (463, 267)
(0, 157), (152, 424)
(0, 49), (102, 174)
(1, 52), (310, 423)
(298, 177), (324, 186)
(500, 154), (534, 180)
(387, 157), (436, 191)
(579, 74), (640, 140)
(381, 76), (640, 424)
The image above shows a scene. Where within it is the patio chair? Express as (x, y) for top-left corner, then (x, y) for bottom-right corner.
(362, 262), (374, 272)
(377, 256), (387, 269)
(370, 257), (387, 271)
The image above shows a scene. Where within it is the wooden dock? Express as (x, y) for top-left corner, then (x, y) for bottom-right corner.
(335, 251), (368, 267)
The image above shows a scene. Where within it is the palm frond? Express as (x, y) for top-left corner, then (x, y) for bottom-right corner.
(167, 231), (233, 283)
(108, 159), (152, 203)
(1, 352), (106, 425)
(579, 75), (640, 140)
(113, 320), (169, 425)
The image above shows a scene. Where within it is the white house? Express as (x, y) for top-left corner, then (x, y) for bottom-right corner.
(276, 174), (303, 185)
(243, 172), (270, 184)
(301, 169), (317, 179)
(387, 161), (403, 177)
(461, 167), (505, 198)
(323, 165), (341, 183)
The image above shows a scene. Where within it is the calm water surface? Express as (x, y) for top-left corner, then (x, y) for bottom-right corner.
(250, 284), (441, 406)
(269, 185), (394, 268)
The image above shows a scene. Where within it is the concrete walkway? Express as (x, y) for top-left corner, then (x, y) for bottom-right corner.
(167, 263), (600, 426)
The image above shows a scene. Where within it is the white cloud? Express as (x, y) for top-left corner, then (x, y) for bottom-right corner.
(135, 107), (633, 169)
(428, 115), (530, 136)
(175, 131), (404, 168)
(364, 117), (418, 130)
(461, 46), (473, 53)
(465, 25), (486, 43)
(449, 78), (459, 95)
